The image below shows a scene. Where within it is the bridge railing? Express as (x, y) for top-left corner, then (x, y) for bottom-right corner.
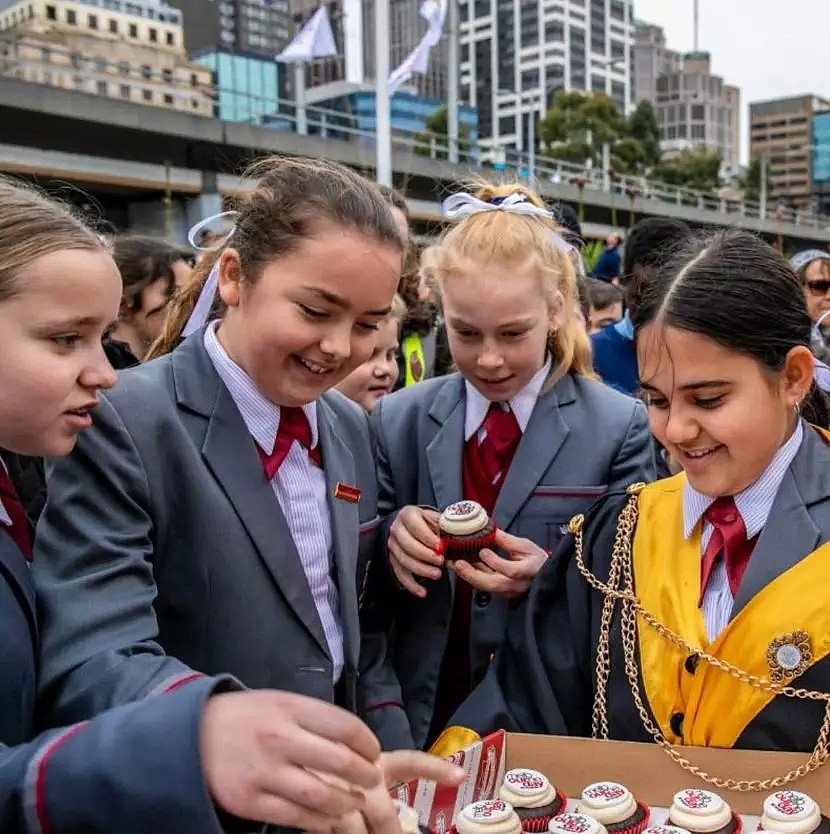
(0, 33), (825, 231)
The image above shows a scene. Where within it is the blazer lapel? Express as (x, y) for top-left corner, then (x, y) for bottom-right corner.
(731, 426), (829, 618)
(173, 332), (330, 658)
(492, 375), (575, 531)
(317, 395), (359, 668)
(425, 375), (466, 511)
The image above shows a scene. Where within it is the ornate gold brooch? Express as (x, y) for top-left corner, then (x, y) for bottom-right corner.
(767, 631), (812, 683)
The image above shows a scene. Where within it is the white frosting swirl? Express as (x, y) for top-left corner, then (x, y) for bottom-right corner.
(499, 769), (559, 810)
(455, 800), (522, 834)
(439, 501), (490, 536)
(644, 827), (692, 834)
(760, 791), (822, 834)
(548, 813), (608, 834)
(669, 790), (732, 833)
(394, 802), (421, 834)
(578, 783), (638, 825)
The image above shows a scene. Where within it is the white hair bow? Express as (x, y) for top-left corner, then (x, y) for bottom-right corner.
(441, 192), (574, 254)
(182, 210), (239, 338)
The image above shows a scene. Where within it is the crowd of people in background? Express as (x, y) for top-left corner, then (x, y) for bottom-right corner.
(2, 155), (830, 833)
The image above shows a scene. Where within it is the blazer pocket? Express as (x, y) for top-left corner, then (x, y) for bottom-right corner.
(518, 486), (609, 552)
(358, 515), (381, 537)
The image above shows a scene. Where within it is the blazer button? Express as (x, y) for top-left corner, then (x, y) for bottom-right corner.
(670, 711), (684, 737)
(684, 654), (700, 674)
(474, 591), (491, 607)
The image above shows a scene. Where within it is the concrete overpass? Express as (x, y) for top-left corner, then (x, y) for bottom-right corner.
(2, 76), (829, 247)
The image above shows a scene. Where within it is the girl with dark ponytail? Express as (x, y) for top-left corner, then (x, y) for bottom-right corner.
(445, 229), (830, 764)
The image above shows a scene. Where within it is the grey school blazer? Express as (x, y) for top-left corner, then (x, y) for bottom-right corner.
(360, 371), (655, 750)
(33, 330), (383, 726)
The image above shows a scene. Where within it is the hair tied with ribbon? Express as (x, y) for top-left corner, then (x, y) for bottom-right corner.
(182, 210), (239, 338)
(441, 192), (574, 255)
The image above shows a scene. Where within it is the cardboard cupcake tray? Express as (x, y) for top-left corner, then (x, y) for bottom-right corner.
(392, 732), (830, 834)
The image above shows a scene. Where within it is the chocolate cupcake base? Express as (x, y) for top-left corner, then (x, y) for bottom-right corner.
(605, 801), (651, 834)
(515, 788), (568, 832)
(668, 811), (742, 834)
(440, 523), (497, 562)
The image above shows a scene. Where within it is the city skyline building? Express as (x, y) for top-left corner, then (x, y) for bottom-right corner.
(167, 0), (291, 58)
(633, 21), (740, 170)
(459, 0), (632, 158)
(0, 0), (213, 116)
(750, 94), (830, 213)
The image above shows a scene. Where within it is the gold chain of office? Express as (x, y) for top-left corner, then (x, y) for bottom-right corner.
(568, 482), (830, 792)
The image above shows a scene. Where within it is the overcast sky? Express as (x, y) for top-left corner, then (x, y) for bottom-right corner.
(632, 0), (828, 163)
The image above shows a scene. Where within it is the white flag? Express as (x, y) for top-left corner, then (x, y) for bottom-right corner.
(277, 6), (337, 63)
(343, 0), (364, 84)
(388, 0), (447, 94)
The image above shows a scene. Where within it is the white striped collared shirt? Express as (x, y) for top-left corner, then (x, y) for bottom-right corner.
(204, 323), (343, 682)
(682, 421), (804, 642)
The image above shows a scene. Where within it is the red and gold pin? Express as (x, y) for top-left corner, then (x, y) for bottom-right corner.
(333, 482), (361, 503)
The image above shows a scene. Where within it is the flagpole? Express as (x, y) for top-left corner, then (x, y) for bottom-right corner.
(294, 62), (307, 135)
(447, 0), (459, 164)
(375, 0), (392, 186)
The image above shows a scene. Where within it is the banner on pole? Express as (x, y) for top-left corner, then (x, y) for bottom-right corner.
(277, 5), (337, 63)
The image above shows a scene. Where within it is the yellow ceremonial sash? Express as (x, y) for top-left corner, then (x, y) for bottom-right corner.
(633, 475), (830, 748)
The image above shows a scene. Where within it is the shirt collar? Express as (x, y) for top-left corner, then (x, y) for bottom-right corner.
(464, 358), (551, 441)
(682, 420), (804, 541)
(614, 311), (634, 341)
(203, 322), (318, 454)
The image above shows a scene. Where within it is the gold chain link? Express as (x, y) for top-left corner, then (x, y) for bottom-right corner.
(570, 488), (830, 791)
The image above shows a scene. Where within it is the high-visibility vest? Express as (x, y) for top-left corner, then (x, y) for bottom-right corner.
(402, 330), (437, 387)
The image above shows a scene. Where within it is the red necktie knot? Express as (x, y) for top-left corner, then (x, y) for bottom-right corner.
(257, 407), (322, 480)
(699, 496), (756, 602)
(0, 467), (32, 561)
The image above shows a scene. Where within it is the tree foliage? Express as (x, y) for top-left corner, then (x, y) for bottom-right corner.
(414, 104), (472, 161)
(651, 147), (723, 193)
(738, 156), (773, 204)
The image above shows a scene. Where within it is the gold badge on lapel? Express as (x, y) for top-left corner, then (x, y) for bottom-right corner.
(767, 630), (812, 683)
(334, 482), (361, 503)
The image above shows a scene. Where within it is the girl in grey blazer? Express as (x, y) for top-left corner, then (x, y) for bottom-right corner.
(33, 158), (407, 735)
(360, 184), (655, 751)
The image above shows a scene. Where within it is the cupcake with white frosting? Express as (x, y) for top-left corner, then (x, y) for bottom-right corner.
(760, 791), (828, 834)
(643, 827), (692, 834)
(454, 800), (523, 834)
(437, 501), (497, 561)
(667, 789), (740, 834)
(498, 769), (567, 831)
(394, 801), (431, 834)
(577, 782), (650, 834)
(548, 812), (607, 834)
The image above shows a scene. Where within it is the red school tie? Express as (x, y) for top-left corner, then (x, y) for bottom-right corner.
(699, 496), (756, 603)
(0, 466), (32, 561)
(257, 406), (323, 481)
(478, 403), (522, 489)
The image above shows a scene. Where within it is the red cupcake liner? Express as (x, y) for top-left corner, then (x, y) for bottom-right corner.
(517, 787), (570, 832)
(606, 800), (651, 834)
(668, 811), (742, 834)
(440, 526), (498, 559)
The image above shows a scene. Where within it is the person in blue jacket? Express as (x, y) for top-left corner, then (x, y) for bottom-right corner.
(0, 177), (460, 833)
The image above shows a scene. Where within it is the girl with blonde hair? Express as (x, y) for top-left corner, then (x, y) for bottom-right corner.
(359, 182), (655, 751)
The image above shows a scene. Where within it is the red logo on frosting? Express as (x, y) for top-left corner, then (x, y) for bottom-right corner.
(678, 790), (713, 810)
(554, 815), (592, 833)
(586, 784), (626, 801)
(469, 801), (507, 819)
(505, 770), (545, 790)
(446, 501), (478, 517)
(771, 792), (807, 816)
